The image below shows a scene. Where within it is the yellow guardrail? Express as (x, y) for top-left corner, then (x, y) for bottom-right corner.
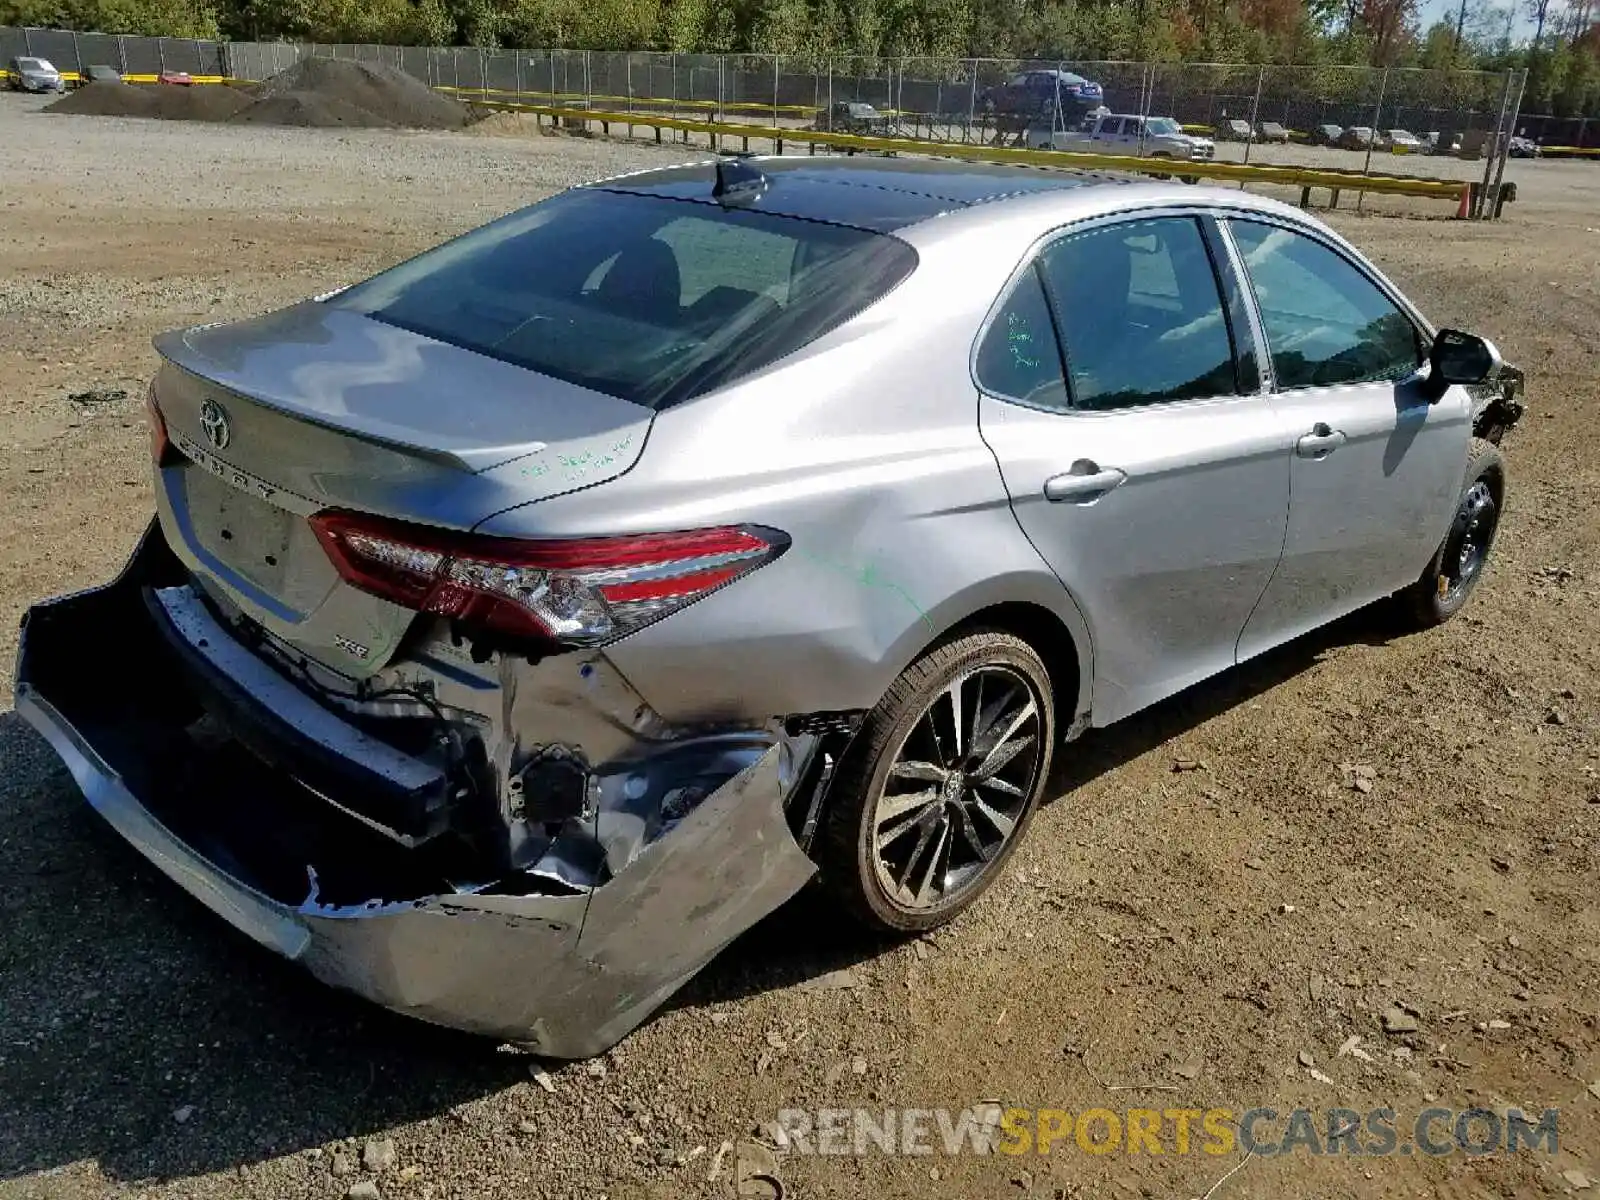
(433, 83), (827, 116)
(2, 69), (230, 85)
(487, 98), (1471, 203)
(1540, 145), (1600, 158)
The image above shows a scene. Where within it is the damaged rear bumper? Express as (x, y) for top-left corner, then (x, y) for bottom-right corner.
(14, 521), (819, 1058)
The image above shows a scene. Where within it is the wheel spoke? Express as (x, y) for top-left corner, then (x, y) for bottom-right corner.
(971, 693), (1037, 780)
(912, 816), (953, 905)
(972, 731), (1036, 781)
(894, 810), (941, 893)
(944, 674), (966, 759)
(952, 801), (994, 862)
(875, 786), (940, 826)
(973, 775), (1024, 799)
(970, 795), (1017, 839)
(890, 760), (947, 785)
(969, 682), (1016, 756)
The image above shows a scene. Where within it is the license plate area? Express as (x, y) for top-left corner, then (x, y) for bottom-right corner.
(179, 465), (297, 595)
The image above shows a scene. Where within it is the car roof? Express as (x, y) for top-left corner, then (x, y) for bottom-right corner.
(591, 156), (1132, 233)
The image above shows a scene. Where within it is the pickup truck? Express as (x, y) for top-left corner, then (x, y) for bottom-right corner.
(1026, 113), (1216, 168)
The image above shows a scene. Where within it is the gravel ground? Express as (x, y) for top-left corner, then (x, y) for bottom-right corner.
(2, 93), (1598, 1200)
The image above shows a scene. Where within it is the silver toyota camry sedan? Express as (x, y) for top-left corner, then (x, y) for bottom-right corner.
(17, 156), (1525, 1056)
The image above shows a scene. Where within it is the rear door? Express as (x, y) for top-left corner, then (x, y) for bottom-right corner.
(1226, 217), (1471, 660)
(976, 212), (1289, 725)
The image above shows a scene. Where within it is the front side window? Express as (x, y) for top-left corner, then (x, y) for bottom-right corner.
(331, 188), (916, 409)
(1037, 217), (1239, 411)
(1227, 220), (1421, 390)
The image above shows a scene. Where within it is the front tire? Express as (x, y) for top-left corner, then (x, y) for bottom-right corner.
(818, 632), (1055, 934)
(1400, 437), (1504, 627)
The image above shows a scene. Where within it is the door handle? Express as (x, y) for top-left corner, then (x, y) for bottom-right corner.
(1295, 423), (1347, 458)
(1044, 463), (1127, 503)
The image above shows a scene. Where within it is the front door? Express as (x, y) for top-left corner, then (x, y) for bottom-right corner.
(976, 213), (1289, 726)
(1225, 218), (1473, 660)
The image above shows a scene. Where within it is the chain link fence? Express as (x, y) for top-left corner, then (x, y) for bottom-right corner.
(2, 24), (223, 75)
(10, 21), (1577, 185)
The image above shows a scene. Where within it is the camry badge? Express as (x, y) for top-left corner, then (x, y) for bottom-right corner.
(198, 399), (231, 451)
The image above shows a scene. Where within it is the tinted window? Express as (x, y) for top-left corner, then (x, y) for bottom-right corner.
(1228, 220), (1421, 390)
(332, 189), (916, 408)
(975, 267), (1067, 410)
(1039, 217), (1238, 410)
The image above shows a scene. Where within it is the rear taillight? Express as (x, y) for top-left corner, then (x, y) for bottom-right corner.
(145, 382), (174, 466)
(309, 511), (788, 649)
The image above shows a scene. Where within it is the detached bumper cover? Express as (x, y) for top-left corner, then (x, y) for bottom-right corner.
(15, 520), (818, 1058)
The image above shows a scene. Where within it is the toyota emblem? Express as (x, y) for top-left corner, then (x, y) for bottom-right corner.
(198, 399), (231, 451)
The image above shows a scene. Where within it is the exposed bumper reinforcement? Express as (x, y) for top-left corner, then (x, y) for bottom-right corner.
(14, 520), (819, 1058)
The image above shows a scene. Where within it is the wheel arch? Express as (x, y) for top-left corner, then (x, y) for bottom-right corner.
(935, 601), (1088, 734)
(877, 580), (1095, 736)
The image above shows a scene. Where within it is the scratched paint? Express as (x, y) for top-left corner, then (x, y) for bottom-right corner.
(794, 547), (934, 631)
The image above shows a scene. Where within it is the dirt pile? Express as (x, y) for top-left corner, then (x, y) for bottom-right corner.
(47, 80), (255, 122)
(46, 59), (469, 131)
(230, 93), (397, 129)
(148, 84), (254, 121)
(465, 110), (546, 138)
(251, 58), (469, 129)
(44, 80), (159, 118)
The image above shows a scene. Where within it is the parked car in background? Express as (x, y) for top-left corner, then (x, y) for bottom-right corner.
(1385, 129), (1424, 153)
(980, 69), (1105, 128)
(1215, 118), (1255, 142)
(1426, 131), (1460, 155)
(1258, 121), (1292, 143)
(1337, 125), (1376, 149)
(79, 64), (124, 86)
(7, 56), (65, 93)
(1309, 124), (1343, 146)
(17, 156), (1524, 1057)
(1508, 135), (1541, 158)
(817, 101), (888, 136)
(1027, 113), (1215, 167)
(158, 69), (193, 85)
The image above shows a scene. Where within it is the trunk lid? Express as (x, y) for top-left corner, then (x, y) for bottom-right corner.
(152, 303), (654, 678)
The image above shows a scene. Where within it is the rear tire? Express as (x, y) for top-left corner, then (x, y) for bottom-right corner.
(817, 632), (1055, 934)
(1399, 437), (1504, 628)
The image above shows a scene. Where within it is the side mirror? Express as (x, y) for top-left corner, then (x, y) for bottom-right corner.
(1429, 328), (1502, 393)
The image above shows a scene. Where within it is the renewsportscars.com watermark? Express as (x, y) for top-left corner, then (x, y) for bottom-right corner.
(768, 1106), (1560, 1158)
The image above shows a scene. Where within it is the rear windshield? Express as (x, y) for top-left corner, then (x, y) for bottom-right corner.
(330, 188), (917, 408)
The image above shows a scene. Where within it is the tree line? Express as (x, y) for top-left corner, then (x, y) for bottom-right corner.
(3, 0), (1597, 115)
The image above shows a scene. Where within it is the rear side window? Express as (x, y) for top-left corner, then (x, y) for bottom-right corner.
(975, 267), (1068, 411)
(331, 189), (916, 408)
(1227, 219), (1421, 390)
